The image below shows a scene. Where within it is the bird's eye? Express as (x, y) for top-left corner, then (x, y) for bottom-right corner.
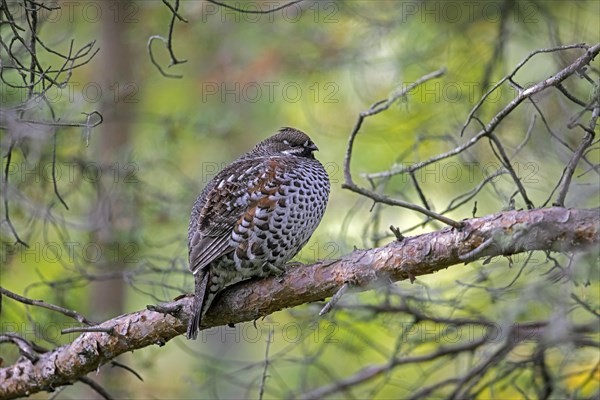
(283, 140), (290, 145)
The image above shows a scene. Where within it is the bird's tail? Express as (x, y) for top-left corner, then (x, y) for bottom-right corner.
(187, 269), (209, 340)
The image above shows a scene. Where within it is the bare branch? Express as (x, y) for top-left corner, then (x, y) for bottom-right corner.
(319, 282), (349, 316)
(0, 287), (94, 325)
(258, 329), (273, 400)
(78, 377), (114, 400)
(0, 207), (597, 399)
(487, 133), (534, 209)
(554, 103), (599, 206)
(460, 43), (591, 137)
(342, 67), (462, 228)
(147, 0), (188, 78)
(366, 43), (600, 181)
(299, 338), (489, 399)
(206, 0), (305, 14)
(2, 140), (28, 247)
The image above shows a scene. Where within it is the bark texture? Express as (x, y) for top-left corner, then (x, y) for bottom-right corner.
(1, 207), (598, 399)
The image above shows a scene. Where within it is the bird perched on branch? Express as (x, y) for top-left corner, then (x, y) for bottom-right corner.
(187, 127), (330, 339)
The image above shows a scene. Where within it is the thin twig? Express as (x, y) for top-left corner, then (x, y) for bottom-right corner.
(0, 286), (94, 325)
(460, 43), (590, 137)
(319, 282), (349, 316)
(61, 326), (115, 334)
(51, 130), (69, 210)
(343, 68), (462, 228)
(258, 329), (273, 400)
(148, 0), (188, 78)
(2, 141), (28, 247)
(1, 207), (599, 399)
(206, 0), (304, 14)
(0, 334), (39, 361)
(110, 361), (144, 382)
(344, 67), (447, 184)
(554, 104), (599, 206)
(78, 377), (114, 400)
(488, 133), (534, 209)
(299, 338), (488, 399)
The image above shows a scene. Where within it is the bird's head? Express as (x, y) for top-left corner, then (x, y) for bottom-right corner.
(252, 127), (319, 159)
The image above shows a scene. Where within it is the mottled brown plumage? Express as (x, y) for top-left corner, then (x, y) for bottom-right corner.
(187, 127), (330, 339)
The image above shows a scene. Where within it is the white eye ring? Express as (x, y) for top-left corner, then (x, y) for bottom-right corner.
(283, 140), (290, 145)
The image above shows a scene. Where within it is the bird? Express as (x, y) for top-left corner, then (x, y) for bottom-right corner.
(186, 127), (330, 339)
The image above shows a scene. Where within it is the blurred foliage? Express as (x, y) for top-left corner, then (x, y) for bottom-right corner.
(1, 0), (599, 398)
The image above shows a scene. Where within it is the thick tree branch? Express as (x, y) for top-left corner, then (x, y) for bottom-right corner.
(1, 207), (598, 399)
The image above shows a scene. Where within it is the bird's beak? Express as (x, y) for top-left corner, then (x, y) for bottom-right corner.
(307, 141), (319, 152)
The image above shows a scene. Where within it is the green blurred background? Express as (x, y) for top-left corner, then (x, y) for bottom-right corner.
(1, 0), (599, 398)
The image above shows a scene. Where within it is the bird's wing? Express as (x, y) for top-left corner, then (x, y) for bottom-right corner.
(188, 158), (277, 274)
